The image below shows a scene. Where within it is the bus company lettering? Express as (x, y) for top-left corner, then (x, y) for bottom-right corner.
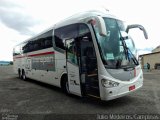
(32, 55), (55, 71)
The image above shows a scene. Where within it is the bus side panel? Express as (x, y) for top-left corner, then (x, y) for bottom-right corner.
(55, 51), (66, 86)
(22, 48), (61, 87)
(13, 55), (24, 76)
(13, 57), (21, 75)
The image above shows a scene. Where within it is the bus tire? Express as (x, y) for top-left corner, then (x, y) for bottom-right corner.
(22, 70), (27, 80)
(18, 69), (21, 79)
(61, 75), (70, 94)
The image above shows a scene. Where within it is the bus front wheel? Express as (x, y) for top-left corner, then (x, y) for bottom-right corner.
(61, 75), (70, 94)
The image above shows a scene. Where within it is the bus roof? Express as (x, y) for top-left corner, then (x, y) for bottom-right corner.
(55, 10), (118, 28)
(15, 10), (118, 47)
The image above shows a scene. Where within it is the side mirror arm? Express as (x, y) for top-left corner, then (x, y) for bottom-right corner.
(126, 24), (148, 39)
(86, 16), (107, 37)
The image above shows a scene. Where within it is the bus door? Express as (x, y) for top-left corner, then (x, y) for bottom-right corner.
(66, 38), (82, 96)
(79, 36), (100, 98)
(66, 35), (100, 98)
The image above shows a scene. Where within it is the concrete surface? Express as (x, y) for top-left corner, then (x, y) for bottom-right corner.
(0, 66), (160, 120)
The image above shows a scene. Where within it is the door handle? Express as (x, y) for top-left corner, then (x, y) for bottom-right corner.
(74, 80), (79, 85)
(69, 74), (75, 77)
(71, 75), (75, 77)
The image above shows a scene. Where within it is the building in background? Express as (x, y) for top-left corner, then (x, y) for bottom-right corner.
(139, 45), (160, 69)
(152, 45), (160, 53)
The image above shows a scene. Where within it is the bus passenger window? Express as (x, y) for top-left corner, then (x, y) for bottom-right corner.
(66, 39), (78, 65)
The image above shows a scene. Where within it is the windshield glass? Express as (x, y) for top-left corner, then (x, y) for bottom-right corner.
(94, 17), (138, 69)
(124, 37), (136, 54)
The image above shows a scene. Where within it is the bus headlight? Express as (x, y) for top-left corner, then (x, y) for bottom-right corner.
(101, 79), (119, 88)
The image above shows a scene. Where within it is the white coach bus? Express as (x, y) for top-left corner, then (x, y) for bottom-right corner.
(13, 10), (148, 101)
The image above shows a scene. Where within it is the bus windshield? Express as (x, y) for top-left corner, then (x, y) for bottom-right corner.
(94, 17), (138, 69)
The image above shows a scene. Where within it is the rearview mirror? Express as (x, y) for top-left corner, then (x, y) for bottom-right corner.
(126, 24), (148, 39)
(96, 16), (107, 36)
(87, 16), (107, 37)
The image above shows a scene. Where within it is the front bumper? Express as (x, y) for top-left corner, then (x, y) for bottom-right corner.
(101, 77), (143, 101)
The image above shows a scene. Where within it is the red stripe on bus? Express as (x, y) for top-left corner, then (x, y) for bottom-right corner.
(13, 56), (24, 59)
(28, 51), (55, 57)
(13, 51), (55, 59)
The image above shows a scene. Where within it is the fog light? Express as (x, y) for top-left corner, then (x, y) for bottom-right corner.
(101, 79), (119, 88)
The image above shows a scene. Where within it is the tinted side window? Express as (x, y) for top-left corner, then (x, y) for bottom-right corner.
(54, 24), (78, 51)
(44, 36), (52, 48)
(22, 29), (53, 53)
(36, 30), (53, 50)
(79, 24), (90, 36)
(23, 42), (29, 53)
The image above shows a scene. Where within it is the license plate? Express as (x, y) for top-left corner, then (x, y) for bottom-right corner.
(129, 85), (135, 91)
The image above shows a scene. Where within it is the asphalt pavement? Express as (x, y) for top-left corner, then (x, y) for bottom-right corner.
(0, 66), (160, 120)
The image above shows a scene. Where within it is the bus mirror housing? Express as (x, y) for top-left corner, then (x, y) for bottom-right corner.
(126, 24), (148, 39)
(96, 16), (107, 36)
(87, 16), (107, 37)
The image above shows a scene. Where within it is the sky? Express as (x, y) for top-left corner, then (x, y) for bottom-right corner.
(0, 0), (159, 61)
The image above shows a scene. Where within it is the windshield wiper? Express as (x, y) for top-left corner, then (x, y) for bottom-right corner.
(120, 37), (130, 60)
(120, 37), (139, 65)
(127, 47), (139, 65)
